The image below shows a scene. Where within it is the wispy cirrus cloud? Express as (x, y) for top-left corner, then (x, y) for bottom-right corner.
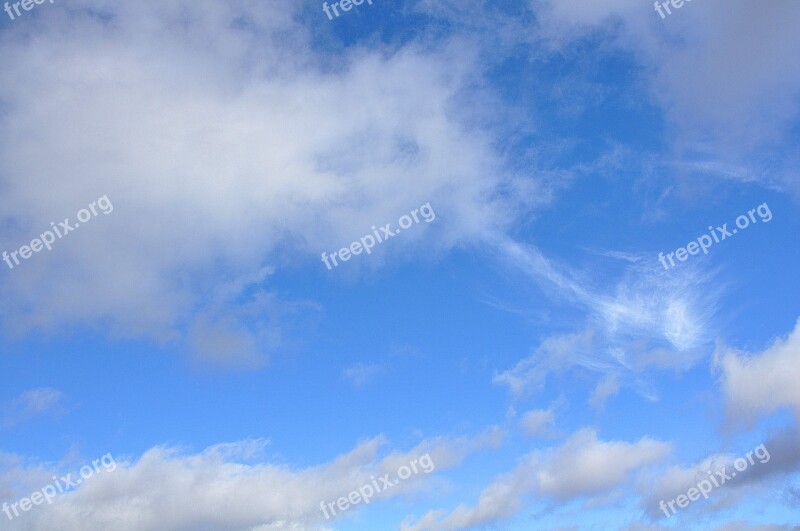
(491, 235), (717, 397)
(2, 388), (65, 428)
(342, 362), (385, 387)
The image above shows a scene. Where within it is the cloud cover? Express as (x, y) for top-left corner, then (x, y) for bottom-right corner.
(402, 428), (671, 530)
(0, 428), (501, 531)
(0, 0), (519, 361)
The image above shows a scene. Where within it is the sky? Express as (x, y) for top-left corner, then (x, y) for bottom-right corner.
(0, 0), (799, 530)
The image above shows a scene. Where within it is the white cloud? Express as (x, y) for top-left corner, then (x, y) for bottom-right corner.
(535, 428), (671, 499)
(0, 0), (519, 362)
(533, 0), (800, 195)
(493, 328), (596, 396)
(715, 318), (800, 423)
(520, 408), (556, 439)
(419, 0), (800, 196)
(492, 237), (716, 396)
(402, 428), (671, 530)
(641, 427), (800, 519)
(2, 388), (65, 428)
(0, 429), (499, 531)
(589, 374), (620, 412)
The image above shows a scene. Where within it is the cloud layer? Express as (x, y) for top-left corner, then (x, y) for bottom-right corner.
(0, 0), (517, 361)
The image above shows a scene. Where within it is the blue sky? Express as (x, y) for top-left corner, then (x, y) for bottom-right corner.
(0, 1), (799, 530)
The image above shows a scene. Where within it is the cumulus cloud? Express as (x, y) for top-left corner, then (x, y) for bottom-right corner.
(534, 429), (671, 499)
(0, 0), (519, 362)
(533, 0), (800, 194)
(417, 0), (800, 195)
(402, 428), (671, 530)
(641, 427), (800, 520)
(714, 318), (800, 423)
(0, 428), (500, 531)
